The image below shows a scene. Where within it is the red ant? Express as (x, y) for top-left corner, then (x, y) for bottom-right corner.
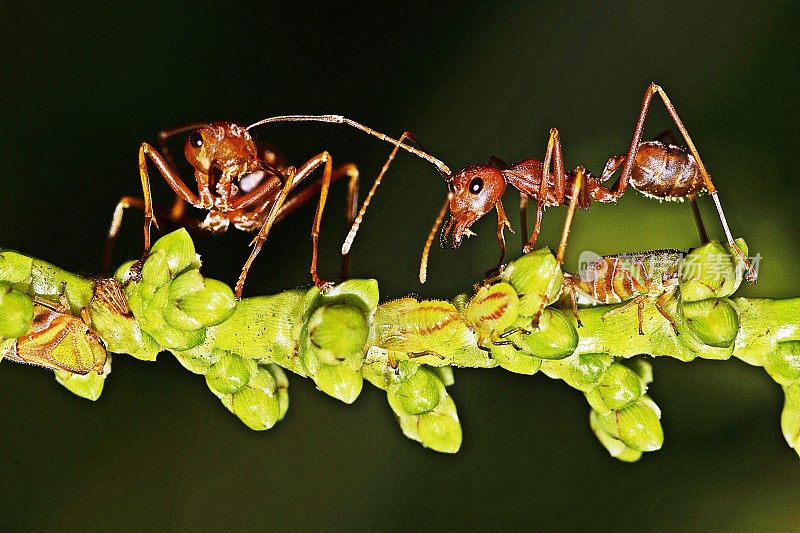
(247, 83), (757, 284)
(104, 122), (364, 298)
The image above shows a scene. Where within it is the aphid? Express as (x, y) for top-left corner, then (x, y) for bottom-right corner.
(246, 83), (756, 283)
(104, 121), (362, 298)
(563, 250), (684, 335)
(2, 296), (107, 375)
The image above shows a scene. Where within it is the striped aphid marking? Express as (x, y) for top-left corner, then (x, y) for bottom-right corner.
(565, 250), (684, 335)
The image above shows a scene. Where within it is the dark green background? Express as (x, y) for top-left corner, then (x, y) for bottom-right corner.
(1, 2), (799, 530)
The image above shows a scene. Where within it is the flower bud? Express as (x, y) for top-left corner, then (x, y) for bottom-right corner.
(683, 298), (739, 348)
(465, 282), (519, 344)
(417, 396), (462, 454)
(590, 409), (643, 462)
(388, 371), (462, 454)
(501, 248), (563, 316)
(389, 367), (441, 415)
(0, 282), (33, 339)
(507, 309), (578, 360)
(595, 396), (663, 452)
(206, 351), (251, 395)
(140, 249), (172, 288)
(305, 304), (369, 366)
(314, 363), (363, 404)
(148, 229), (201, 279)
(220, 363), (286, 431)
(491, 342), (542, 375)
(0, 251), (33, 285)
(54, 355), (112, 401)
(585, 363), (643, 412)
(166, 271), (236, 330)
(767, 341), (800, 386)
(781, 381), (800, 453)
(680, 240), (746, 302)
(557, 352), (614, 392)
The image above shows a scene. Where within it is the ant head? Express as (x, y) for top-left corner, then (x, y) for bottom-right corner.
(184, 122), (258, 177)
(442, 164), (506, 248)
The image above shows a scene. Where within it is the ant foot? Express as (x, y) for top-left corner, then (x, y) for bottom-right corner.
(314, 278), (335, 294)
(126, 257), (147, 285)
(482, 264), (505, 284)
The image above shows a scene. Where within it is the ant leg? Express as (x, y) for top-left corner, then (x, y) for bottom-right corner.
(341, 131), (417, 255)
(531, 166), (584, 328)
(523, 128), (566, 253)
(104, 143), (201, 275)
(611, 83), (755, 280)
(157, 124), (210, 222)
(484, 200), (513, 280)
(236, 166), (299, 298)
(556, 166), (584, 264)
(489, 155), (529, 243)
(236, 152), (337, 297)
(268, 164), (360, 280)
(103, 197), (206, 273)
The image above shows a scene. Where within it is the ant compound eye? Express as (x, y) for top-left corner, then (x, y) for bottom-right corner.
(469, 177), (483, 194)
(188, 131), (204, 148)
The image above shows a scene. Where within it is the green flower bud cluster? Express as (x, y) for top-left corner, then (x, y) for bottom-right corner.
(172, 274), (379, 428)
(734, 296), (800, 454)
(119, 229), (237, 355)
(0, 281), (34, 340)
(385, 365), (461, 453)
(205, 351), (289, 430)
(7, 229), (800, 462)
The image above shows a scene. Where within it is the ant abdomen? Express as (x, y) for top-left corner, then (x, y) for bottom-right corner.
(631, 141), (704, 199)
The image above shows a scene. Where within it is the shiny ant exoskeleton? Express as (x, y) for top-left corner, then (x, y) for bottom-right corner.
(104, 121), (362, 298)
(247, 83), (757, 285)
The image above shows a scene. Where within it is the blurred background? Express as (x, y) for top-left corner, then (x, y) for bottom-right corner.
(1, 2), (799, 530)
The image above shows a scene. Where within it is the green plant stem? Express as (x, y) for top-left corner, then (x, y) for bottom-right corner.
(2, 231), (800, 459)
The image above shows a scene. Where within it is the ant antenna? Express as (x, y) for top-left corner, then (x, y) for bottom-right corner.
(419, 193), (452, 283)
(246, 115), (453, 178)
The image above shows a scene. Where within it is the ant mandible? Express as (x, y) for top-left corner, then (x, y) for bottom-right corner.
(247, 83), (757, 284)
(104, 121), (362, 298)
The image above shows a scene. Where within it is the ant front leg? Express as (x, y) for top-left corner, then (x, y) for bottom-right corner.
(104, 143), (201, 276)
(235, 152), (337, 298)
(531, 167), (584, 329)
(270, 163), (360, 280)
(523, 128), (566, 253)
(483, 200), (513, 281)
(103, 197), (206, 273)
(156, 123), (209, 221)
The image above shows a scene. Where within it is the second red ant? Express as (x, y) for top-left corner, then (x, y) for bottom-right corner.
(247, 83), (757, 285)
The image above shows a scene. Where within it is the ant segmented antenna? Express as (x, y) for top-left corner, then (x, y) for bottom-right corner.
(419, 194), (452, 283)
(246, 115), (452, 177)
(341, 131), (412, 255)
(248, 115), (455, 258)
